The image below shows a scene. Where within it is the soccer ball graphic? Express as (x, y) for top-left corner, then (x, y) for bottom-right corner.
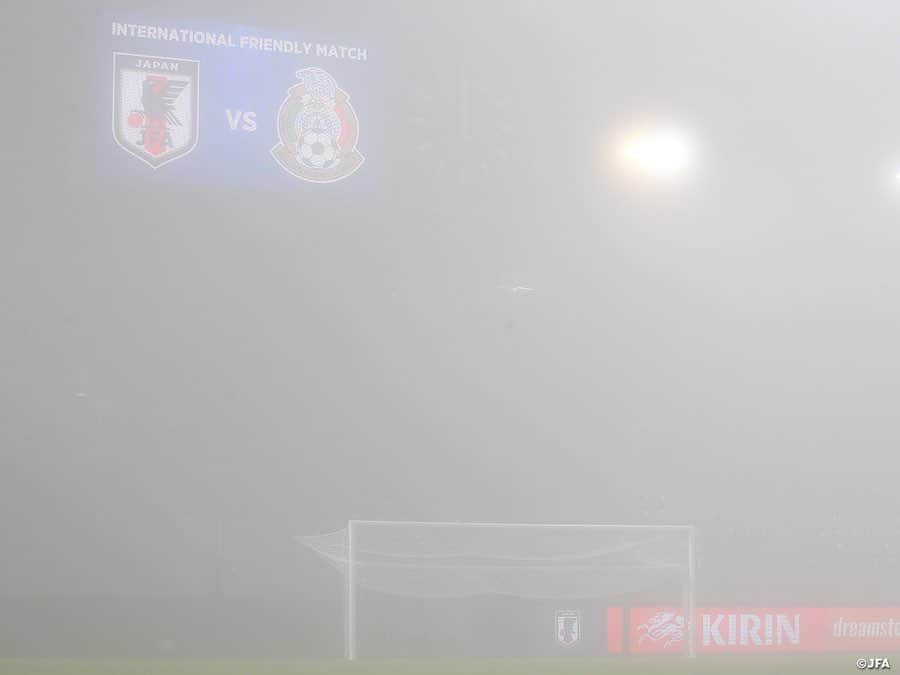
(298, 129), (339, 170)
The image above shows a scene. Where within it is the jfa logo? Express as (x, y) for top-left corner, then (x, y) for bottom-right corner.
(858, 657), (892, 670)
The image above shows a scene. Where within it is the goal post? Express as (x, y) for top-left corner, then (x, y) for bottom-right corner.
(347, 519), (356, 660)
(301, 520), (696, 659)
(687, 524), (696, 657)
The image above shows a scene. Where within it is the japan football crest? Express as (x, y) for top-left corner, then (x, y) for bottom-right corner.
(556, 609), (581, 647)
(112, 52), (199, 168)
(271, 67), (364, 183)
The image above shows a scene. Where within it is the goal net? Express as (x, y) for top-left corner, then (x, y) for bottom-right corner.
(300, 520), (696, 659)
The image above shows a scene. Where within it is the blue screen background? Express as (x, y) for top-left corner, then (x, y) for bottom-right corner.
(96, 13), (383, 195)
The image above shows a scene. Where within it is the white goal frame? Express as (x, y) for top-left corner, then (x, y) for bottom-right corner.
(342, 520), (696, 660)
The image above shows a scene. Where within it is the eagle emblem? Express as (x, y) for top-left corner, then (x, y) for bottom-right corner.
(271, 67), (364, 183)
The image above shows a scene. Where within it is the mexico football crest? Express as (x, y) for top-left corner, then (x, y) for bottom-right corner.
(556, 610), (581, 647)
(271, 67), (364, 183)
(112, 52), (199, 168)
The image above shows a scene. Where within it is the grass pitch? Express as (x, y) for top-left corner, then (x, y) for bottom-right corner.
(0, 657), (877, 675)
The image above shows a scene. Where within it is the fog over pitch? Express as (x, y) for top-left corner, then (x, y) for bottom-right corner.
(3, 0), (900, 660)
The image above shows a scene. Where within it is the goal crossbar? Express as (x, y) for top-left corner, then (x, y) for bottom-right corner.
(349, 520), (693, 530)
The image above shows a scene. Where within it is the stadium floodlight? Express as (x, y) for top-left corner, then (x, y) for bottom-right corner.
(300, 520), (696, 660)
(616, 126), (695, 180)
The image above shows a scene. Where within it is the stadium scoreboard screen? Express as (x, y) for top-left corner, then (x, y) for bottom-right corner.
(97, 15), (380, 191)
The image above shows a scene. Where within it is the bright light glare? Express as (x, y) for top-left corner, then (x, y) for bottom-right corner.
(618, 128), (695, 179)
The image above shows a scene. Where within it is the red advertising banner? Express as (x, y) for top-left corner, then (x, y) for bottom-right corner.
(606, 607), (623, 655)
(611, 607), (900, 654)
